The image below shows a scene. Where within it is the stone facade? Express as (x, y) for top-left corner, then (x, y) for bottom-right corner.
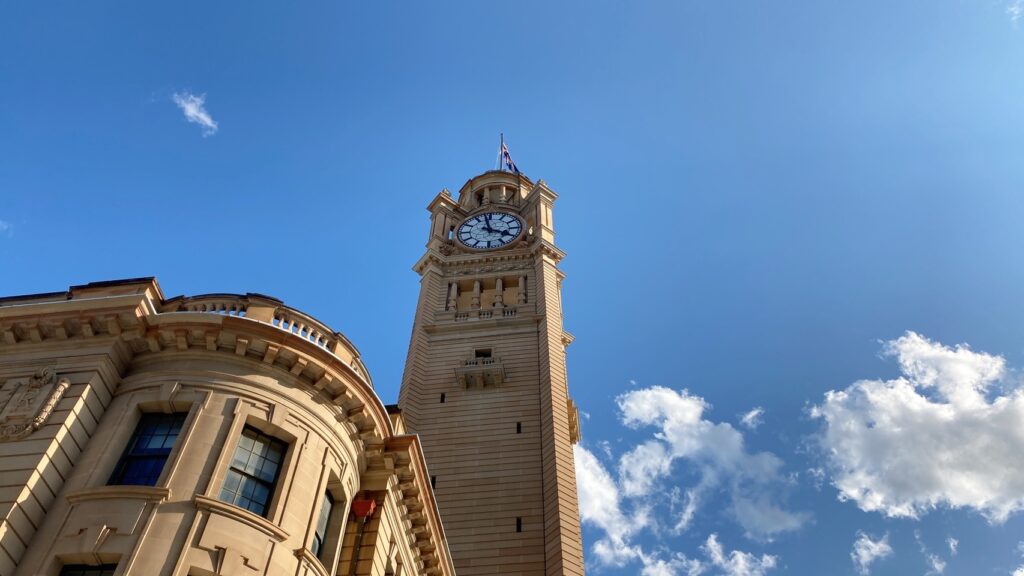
(0, 282), (454, 576)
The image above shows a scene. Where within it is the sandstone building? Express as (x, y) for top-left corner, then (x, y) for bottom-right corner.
(0, 169), (583, 576)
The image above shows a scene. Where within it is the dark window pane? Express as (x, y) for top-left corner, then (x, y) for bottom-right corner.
(59, 565), (117, 576)
(219, 427), (287, 517)
(312, 491), (334, 558)
(222, 469), (242, 492)
(109, 413), (186, 486)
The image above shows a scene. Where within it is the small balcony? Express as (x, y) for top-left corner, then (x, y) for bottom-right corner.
(455, 356), (505, 388)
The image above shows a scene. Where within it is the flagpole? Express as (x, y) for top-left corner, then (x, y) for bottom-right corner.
(500, 133), (504, 171)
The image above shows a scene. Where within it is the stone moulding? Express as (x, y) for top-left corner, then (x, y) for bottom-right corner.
(293, 547), (330, 576)
(66, 485), (171, 504)
(193, 494), (289, 542)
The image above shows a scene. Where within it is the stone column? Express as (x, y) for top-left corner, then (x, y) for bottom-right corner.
(446, 283), (458, 311)
(493, 278), (504, 308)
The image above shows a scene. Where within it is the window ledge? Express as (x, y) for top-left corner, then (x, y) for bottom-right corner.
(67, 485), (171, 504)
(193, 494), (289, 542)
(294, 548), (330, 576)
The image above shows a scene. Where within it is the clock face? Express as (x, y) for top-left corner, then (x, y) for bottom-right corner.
(456, 212), (524, 250)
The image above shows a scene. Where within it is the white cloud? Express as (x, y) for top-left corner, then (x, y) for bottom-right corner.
(577, 444), (699, 573)
(912, 531), (946, 575)
(1010, 0), (1024, 24)
(576, 445), (782, 576)
(620, 441), (673, 497)
(1013, 567), (1024, 576)
(640, 554), (705, 576)
(812, 332), (1024, 522)
(925, 554), (946, 575)
(946, 537), (958, 556)
(806, 467), (825, 491)
(671, 485), (704, 532)
(739, 407), (764, 430)
(851, 532), (893, 575)
(172, 91), (218, 136)
(616, 386), (807, 539)
(575, 446), (639, 567)
(703, 534), (777, 576)
(575, 385), (803, 575)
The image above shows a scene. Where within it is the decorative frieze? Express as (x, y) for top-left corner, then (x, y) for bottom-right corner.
(0, 367), (70, 442)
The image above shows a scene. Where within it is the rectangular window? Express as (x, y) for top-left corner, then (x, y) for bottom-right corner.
(60, 566), (117, 576)
(219, 426), (287, 517)
(312, 491), (334, 558)
(108, 412), (186, 486)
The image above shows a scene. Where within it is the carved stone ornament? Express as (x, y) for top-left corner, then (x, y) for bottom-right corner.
(0, 367), (70, 442)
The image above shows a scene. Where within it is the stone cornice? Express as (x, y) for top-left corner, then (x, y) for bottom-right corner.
(0, 293), (156, 319)
(426, 189), (458, 214)
(526, 179), (558, 204)
(413, 237), (565, 275)
(0, 285), (395, 451)
(423, 315), (541, 335)
(531, 239), (566, 263)
(562, 330), (576, 347)
(379, 435), (456, 576)
(456, 170), (534, 203)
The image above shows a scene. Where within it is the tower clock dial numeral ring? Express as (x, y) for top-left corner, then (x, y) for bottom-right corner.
(456, 212), (524, 250)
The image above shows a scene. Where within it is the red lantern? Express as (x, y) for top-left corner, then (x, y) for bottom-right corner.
(351, 498), (377, 518)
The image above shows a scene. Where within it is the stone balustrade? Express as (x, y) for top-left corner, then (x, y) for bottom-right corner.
(447, 305), (522, 322)
(455, 356), (505, 388)
(162, 293), (369, 382)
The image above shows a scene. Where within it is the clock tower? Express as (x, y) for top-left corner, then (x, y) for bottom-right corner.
(398, 169), (585, 575)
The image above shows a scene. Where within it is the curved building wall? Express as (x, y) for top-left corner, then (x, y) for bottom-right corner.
(0, 279), (453, 576)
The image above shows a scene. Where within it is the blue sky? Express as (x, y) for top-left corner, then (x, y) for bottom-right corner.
(4, 2), (1024, 575)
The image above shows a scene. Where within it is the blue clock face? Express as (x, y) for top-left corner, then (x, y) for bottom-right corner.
(456, 212), (524, 250)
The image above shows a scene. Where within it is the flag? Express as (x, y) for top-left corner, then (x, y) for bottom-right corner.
(500, 141), (520, 174)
